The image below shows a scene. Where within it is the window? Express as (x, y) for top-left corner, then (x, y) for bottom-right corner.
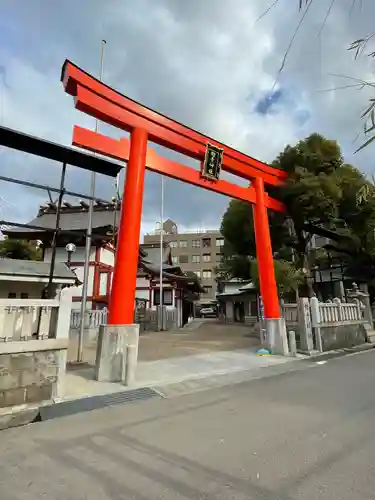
(216, 238), (224, 247)
(204, 286), (213, 295)
(202, 254), (211, 263)
(194, 270), (201, 278)
(8, 292), (16, 298)
(171, 256), (178, 265)
(179, 240), (187, 248)
(153, 289), (173, 306)
(202, 238), (211, 248)
(179, 255), (188, 264)
(202, 269), (212, 279)
(216, 253), (222, 261)
(20, 293), (29, 299)
(192, 255), (200, 263)
(170, 241), (177, 248)
(192, 239), (200, 248)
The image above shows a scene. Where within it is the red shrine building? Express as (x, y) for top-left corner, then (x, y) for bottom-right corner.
(3, 201), (203, 323)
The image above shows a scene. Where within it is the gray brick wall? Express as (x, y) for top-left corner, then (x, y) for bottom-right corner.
(0, 350), (59, 408)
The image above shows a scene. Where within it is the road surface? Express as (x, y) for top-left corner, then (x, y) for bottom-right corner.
(1, 350), (375, 499)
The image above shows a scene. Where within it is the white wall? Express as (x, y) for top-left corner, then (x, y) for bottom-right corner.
(99, 248), (115, 266)
(0, 280), (56, 298)
(135, 289), (149, 301)
(71, 300), (92, 310)
(44, 246), (96, 263)
(224, 282), (242, 294)
(137, 277), (149, 288)
(135, 277), (149, 302)
(99, 272), (108, 296)
(71, 265), (94, 297)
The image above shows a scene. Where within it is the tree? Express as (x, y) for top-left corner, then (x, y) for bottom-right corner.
(250, 259), (304, 297)
(0, 239), (41, 260)
(220, 134), (345, 293)
(219, 133), (375, 292)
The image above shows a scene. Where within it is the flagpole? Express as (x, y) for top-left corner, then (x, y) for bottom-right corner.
(77, 39), (106, 363)
(159, 175), (164, 330)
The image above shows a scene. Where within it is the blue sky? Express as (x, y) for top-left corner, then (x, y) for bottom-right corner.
(0, 0), (374, 235)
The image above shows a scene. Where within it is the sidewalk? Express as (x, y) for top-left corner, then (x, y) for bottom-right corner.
(64, 348), (300, 401)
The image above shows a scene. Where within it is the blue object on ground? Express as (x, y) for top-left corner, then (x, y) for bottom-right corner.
(256, 348), (271, 356)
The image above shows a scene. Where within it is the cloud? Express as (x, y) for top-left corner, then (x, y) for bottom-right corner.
(0, 0), (374, 236)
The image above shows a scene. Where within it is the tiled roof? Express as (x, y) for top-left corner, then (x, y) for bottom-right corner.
(0, 258), (77, 281)
(140, 242), (171, 266)
(3, 203), (121, 235)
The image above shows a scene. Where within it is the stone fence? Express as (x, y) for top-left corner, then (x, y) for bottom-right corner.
(281, 294), (370, 353)
(0, 289), (72, 426)
(0, 299), (68, 342)
(70, 306), (179, 340)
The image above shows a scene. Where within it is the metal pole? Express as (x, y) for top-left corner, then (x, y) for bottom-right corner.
(159, 175), (164, 330)
(46, 162), (67, 298)
(77, 39), (106, 363)
(36, 161), (66, 338)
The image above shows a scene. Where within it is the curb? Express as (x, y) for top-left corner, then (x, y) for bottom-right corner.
(301, 342), (375, 363)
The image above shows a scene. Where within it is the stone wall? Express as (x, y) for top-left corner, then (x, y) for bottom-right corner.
(0, 348), (64, 408)
(320, 323), (367, 351)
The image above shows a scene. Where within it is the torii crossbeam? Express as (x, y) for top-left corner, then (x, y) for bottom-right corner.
(61, 59), (288, 354)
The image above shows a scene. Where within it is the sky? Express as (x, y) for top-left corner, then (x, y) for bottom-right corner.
(0, 0), (374, 238)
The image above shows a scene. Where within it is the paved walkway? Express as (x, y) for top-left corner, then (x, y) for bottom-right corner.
(64, 348), (296, 400)
(2, 350), (375, 499)
(68, 320), (260, 364)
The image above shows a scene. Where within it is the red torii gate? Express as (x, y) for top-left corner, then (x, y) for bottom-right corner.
(61, 60), (287, 349)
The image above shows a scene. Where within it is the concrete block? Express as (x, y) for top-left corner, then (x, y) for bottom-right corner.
(0, 371), (20, 391)
(11, 353), (35, 371)
(0, 405), (39, 430)
(25, 383), (52, 403)
(20, 369), (57, 387)
(0, 355), (10, 376)
(95, 324), (139, 384)
(52, 349), (67, 400)
(362, 323), (375, 343)
(35, 351), (57, 366)
(0, 387), (26, 407)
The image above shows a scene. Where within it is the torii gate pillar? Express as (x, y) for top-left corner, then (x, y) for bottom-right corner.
(253, 178), (288, 354)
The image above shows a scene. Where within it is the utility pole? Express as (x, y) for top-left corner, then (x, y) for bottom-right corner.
(77, 39), (106, 363)
(159, 175), (164, 330)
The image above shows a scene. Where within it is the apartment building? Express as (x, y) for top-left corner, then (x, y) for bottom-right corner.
(143, 219), (224, 303)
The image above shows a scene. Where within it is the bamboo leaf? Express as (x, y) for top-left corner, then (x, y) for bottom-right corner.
(354, 135), (375, 153)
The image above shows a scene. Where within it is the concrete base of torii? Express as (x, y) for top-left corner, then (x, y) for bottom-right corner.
(95, 324), (139, 385)
(264, 318), (289, 355)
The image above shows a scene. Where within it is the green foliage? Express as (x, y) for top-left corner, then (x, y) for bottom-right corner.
(250, 259), (304, 295)
(0, 239), (41, 261)
(220, 132), (375, 290)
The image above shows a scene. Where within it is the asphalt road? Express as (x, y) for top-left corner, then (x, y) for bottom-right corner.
(2, 350), (375, 499)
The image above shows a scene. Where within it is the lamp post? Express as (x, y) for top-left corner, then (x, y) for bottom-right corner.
(65, 242), (76, 267)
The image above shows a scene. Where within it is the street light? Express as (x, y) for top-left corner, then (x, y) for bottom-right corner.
(65, 242), (76, 267)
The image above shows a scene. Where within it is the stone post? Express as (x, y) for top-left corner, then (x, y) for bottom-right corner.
(359, 283), (373, 326)
(310, 296), (323, 352)
(298, 297), (314, 353)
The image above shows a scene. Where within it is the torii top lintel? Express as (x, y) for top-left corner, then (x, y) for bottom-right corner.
(61, 60), (287, 187)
